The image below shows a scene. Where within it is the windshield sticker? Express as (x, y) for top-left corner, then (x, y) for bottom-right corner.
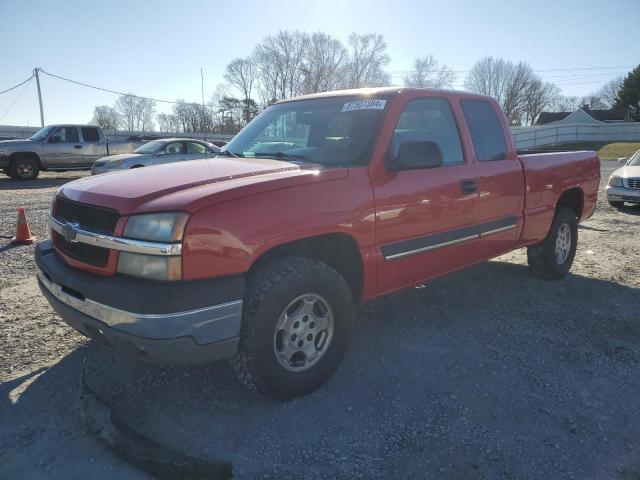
(341, 99), (387, 112)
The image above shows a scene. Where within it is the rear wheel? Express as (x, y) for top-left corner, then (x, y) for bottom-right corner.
(232, 257), (353, 400)
(527, 207), (578, 280)
(608, 200), (624, 208)
(9, 157), (40, 180)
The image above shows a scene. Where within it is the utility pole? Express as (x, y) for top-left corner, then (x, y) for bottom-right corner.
(201, 67), (207, 142)
(34, 67), (44, 127)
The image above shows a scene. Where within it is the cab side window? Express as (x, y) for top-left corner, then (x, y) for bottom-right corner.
(460, 100), (508, 161)
(388, 98), (464, 167)
(50, 127), (79, 143)
(160, 142), (186, 155)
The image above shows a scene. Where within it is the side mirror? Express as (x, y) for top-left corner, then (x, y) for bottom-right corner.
(618, 157), (628, 164)
(387, 140), (444, 171)
(49, 135), (61, 144)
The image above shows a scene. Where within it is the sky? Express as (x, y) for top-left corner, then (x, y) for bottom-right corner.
(1, 0), (638, 127)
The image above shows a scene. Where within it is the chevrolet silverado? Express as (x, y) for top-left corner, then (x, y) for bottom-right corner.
(35, 87), (600, 399)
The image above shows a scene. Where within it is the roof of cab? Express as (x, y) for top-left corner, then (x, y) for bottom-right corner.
(276, 87), (492, 104)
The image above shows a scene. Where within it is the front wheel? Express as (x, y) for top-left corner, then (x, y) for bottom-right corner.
(232, 257), (353, 400)
(527, 207), (578, 280)
(9, 157), (40, 180)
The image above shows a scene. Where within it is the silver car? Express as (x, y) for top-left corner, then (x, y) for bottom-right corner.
(91, 138), (219, 175)
(606, 149), (640, 207)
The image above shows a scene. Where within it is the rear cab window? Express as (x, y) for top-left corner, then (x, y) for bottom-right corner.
(81, 127), (100, 142)
(460, 99), (508, 161)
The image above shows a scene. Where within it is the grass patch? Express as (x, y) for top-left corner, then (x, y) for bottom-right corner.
(597, 143), (640, 160)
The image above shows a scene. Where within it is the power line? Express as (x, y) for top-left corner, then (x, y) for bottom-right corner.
(39, 68), (217, 107)
(0, 74), (35, 96)
(387, 64), (634, 75)
(0, 76), (34, 122)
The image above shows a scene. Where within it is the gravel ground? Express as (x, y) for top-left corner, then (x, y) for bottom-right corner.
(1, 163), (639, 479)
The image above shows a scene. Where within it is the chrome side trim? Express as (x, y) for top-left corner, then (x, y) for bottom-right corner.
(479, 224), (516, 237)
(49, 214), (182, 256)
(385, 234), (479, 261)
(37, 269), (243, 340)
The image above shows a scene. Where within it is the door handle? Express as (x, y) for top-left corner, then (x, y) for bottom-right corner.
(461, 178), (477, 194)
(74, 145), (82, 149)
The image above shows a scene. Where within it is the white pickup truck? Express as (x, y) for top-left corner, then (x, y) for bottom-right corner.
(0, 124), (143, 180)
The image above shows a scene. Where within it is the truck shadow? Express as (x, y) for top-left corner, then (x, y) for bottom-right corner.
(0, 175), (85, 190)
(3, 260), (640, 479)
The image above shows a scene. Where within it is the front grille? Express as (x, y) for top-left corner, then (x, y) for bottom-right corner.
(627, 178), (640, 190)
(55, 198), (119, 234)
(52, 231), (110, 267)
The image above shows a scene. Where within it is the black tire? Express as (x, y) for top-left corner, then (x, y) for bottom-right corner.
(9, 157), (40, 180)
(608, 200), (624, 208)
(527, 207), (578, 280)
(130, 165), (144, 169)
(232, 257), (353, 400)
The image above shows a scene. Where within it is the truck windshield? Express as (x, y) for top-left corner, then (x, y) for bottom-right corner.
(29, 126), (54, 141)
(134, 140), (165, 154)
(221, 96), (389, 166)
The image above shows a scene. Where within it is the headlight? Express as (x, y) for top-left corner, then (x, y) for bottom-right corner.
(108, 158), (127, 166)
(117, 212), (189, 281)
(117, 252), (182, 281)
(123, 212), (189, 242)
(0, 149), (7, 156)
(608, 175), (623, 187)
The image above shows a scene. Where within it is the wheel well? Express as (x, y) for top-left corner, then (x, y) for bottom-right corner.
(557, 188), (583, 218)
(10, 152), (41, 168)
(249, 233), (364, 302)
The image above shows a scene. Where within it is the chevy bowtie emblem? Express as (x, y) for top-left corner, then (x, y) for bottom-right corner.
(62, 221), (79, 243)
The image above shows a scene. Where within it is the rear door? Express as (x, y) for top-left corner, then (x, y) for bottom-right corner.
(372, 96), (482, 294)
(80, 126), (106, 166)
(459, 99), (525, 257)
(42, 126), (83, 167)
(151, 141), (187, 166)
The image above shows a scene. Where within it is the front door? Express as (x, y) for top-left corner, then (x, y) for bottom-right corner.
(372, 96), (481, 295)
(42, 126), (83, 167)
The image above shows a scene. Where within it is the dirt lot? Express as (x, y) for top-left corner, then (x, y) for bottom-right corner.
(1, 163), (639, 479)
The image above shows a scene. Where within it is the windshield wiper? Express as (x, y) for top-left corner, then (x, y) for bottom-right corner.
(217, 150), (243, 158)
(252, 151), (310, 162)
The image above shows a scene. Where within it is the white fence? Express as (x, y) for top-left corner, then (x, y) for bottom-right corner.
(0, 125), (234, 143)
(512, 122), (640, 149)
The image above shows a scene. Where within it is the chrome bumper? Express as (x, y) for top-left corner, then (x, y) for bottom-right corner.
(606, 186), (640, 203)
(37, 268), (242, 344)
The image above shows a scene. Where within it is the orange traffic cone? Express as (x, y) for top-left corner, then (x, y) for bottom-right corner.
(11, 207), (36, 245)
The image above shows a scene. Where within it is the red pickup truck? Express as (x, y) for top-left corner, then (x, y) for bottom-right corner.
(36, 87), (600, 399)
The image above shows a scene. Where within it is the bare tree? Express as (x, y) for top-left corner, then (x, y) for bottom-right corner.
(91, 105), (121, 130)
(404, 55), (455, 88)
(522, 80), (560, 125)
(301, 32), (347, 94)
(157, 112), (180, 132)
(344, 33), (391, 88)
(115, 95), (156, 131)
(593, 77), (623, 108)
(224, 57), (257, 101)
(255, 30), (309, 103)
(465, 57), (537, 123)
(579, 93), (608, 110)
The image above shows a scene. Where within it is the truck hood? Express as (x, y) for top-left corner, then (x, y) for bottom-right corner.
(60, 157), (347, 214)
(0, 139), (34, 151)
